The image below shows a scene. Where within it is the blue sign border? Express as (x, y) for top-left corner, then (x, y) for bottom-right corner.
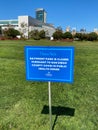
(25, 46), (74, 83)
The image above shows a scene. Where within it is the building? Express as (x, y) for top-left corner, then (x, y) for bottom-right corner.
(18, 15), (55, 38)
(72, 27), (76, 35)
(0, 19), (18, 30)
(66, 26), (70, 32)
(0, 8), (55, 38)
(36, 8), (47, 23)
(94, 28), (98, 35)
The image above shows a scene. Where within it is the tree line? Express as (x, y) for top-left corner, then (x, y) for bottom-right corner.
(53, 28), (98, 41)
(0, 26), (98, 41)
(0, 27), (46, 40)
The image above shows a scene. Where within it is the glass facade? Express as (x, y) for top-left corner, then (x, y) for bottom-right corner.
(0, 20), (18, 25)
(36, 9), (46, 23)
(36, 10), (44, 22)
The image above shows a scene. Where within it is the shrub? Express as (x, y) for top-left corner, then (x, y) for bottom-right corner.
(3, 28), (20, 39)
(0, 26), (2, 35)
(74, 33), (84, 41)
(29, 30), (46, 40)
(39, 30), (45, 39)
(62, 32), (73, 39)
(52, 30), (63, 40)
(33, 35), (40, 40)
(88, 32), (98, 41)
(74, 32), (98, 41)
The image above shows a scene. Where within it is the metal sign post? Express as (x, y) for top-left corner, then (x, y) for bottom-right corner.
(48, 81), (52, 130)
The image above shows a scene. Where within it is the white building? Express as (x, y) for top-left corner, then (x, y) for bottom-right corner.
(18, 15), (55, 38)
(0, 15), (55, 38)
(0, 19), (18, 30)
(94, 28), (98, 34)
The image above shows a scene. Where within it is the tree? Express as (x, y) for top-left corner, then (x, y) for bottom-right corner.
(20, 22), (28, 38)
(74, 32), (98, 41)
(74, 33), (84, 41)
(3, 28), (20, 38)
(29, 30), (40, 40)
(62, 32), (73, 39)
(39, 30), (45, 39)
(0, 26), (2, 35)
(52, 30), (63, 40)
(88, 32), (98, 41)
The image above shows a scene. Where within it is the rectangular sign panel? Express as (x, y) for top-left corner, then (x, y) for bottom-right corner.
(25, 46), (74, 83)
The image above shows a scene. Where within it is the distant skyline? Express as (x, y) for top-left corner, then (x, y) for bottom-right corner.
(0, 0), (98, 32)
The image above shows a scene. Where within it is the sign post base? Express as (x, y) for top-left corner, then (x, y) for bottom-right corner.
(48, 81), (52, 130)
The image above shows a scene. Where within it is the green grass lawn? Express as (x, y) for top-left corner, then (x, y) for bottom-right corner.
(0, 40), (98, 130)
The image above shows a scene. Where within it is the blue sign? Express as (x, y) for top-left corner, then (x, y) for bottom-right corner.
(25, 46), (74, 83)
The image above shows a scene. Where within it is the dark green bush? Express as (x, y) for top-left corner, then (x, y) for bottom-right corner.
(3, 28), (20, 38)
(88, 32), (98, 41)
(62, 32), (73, 39)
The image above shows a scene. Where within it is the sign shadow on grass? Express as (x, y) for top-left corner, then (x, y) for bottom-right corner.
(41, 105), (75, 130)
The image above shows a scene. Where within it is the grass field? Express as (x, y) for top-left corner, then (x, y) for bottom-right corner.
(0, 40), (98, 130)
